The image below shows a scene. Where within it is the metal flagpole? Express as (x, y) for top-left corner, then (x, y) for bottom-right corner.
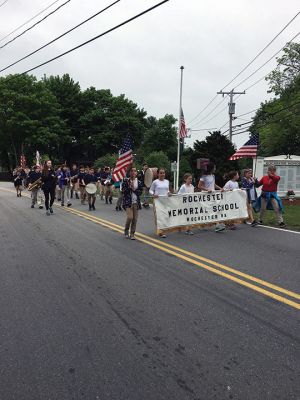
(176, 66), (184, 191)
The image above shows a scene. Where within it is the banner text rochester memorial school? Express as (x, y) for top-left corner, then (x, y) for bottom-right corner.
(153, 190), (248, 233)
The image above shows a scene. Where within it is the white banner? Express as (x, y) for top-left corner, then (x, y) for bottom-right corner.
(154, 190), (248, 232)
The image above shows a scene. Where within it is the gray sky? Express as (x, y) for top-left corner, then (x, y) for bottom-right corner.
(0, 0), (299, 150)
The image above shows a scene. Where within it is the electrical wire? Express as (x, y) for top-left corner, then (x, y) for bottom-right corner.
(17, 0), (170, 76)
(187, 94), (218, 124)
(0, 0), (71, 50)
(0, 0), (62, 43)
(233, 31), (300, 90)
(0, 0), (121, 73)
(220, 10), (300, 91)
(0, 0), (9, 9)
(189, 96), (227, 128)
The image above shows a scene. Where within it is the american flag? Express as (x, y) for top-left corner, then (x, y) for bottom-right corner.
(179, 108), (188, 139)
(229, 133), (259, 160)
(112, 135), (133, 182)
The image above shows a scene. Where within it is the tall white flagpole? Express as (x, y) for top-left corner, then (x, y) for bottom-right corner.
(176, 65), (184, 191)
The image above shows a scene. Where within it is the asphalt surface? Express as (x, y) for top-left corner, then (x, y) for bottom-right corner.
(0, 182), (299, 400)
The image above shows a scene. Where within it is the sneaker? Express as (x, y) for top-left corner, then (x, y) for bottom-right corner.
(130, 235), (136, 240)
(61, 203), (64, 207)
(257, 220), (263, 225)
(278, 222), (286, 228)
(39, 205), (43, 209)
(31, 204), (34, 208)
(46, 210), (50, 216)
(185, 230), (194, 235)
(92, 205), (96, 211)
(109, 198), (112, 204)
(215, 225), (225, 232)
(124, 231), (129, 238)
(118, 206), (122, 211)
(159, 233), (167, 238)
(115, 206), (119, 211)
(67, 203), (72, 207)
(251, 220), (259, 227)
(89, 206), (92, 211)
(49, 207), (54, 214)
(75, 194), (79, 199)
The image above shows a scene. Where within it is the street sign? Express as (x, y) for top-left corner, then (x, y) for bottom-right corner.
(171, 161), (177, 172)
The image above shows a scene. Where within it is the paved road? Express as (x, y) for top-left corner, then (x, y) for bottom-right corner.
(0, 182), (299, 400)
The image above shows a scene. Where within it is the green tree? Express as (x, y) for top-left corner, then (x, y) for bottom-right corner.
(145, 151), (170, 171)
(251, 42), (300, 155)
(94, 154), (118, 169)
(0, 74), (68, 170)
(140, 114), (177, 160)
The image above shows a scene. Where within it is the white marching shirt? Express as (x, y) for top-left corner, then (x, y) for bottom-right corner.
(149, 179), (170, 196)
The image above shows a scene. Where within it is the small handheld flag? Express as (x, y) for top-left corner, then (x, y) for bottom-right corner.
(229, 133), (259, 160)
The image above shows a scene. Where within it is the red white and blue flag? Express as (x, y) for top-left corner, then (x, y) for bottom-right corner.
(229, 133), (259, 160)
(179, 108), (188, 139)
(112, 135), (133, 182)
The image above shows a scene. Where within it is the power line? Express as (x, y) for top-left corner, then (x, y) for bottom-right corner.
(0, 0), (71, 50)
(189, 96), (227, 128)
(220, 10), (300, 91)
(0, 0), (9, 9)
(187, 94), (218, 124)
(0, 0), (62, 43)
(0, 0), (121, 73)
(233, 31), (300, 90)
(17, 0), (170, 76)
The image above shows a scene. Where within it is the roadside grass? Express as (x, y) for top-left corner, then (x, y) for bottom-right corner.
(254, 204), (300, 231)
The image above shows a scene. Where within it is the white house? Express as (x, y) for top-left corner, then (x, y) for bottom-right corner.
(253, 155), (300, 197)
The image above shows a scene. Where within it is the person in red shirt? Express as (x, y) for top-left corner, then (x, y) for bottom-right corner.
(257, 165), (286, 228)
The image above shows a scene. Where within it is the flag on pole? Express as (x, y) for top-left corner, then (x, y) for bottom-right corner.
(179, 108), (188, 139)
(229, 133), (259, 160)
(112, 135), (133, 182)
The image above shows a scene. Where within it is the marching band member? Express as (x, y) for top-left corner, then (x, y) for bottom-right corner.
(70, 164), (79, 199)
(103, 166), (113, 204)
(28, 165), (43, 209)
(78, 165), (87, 205)
(140, 163), (150, 208)
(83, 167), (97, 211)
(41, 160), (57, 215)
(58, 165), (72, 207)
(122, 167), (142, 240)
(241, 169), (258, 226)
(98, 167), (105, 200)
(55, 166), (62, 202)
(13, 167), (26, 197)
(149, 168), (170, 238)
(256, 165), (286, 228)
(178, 173), (195, 235)
(114, 179), (123, 211)
(198, 162), (225, 233)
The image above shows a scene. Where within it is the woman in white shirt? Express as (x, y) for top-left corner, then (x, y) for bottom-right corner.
(178, 173), (195, 235)
(223, 170), (239, 230)
(149, 168), (170, 238)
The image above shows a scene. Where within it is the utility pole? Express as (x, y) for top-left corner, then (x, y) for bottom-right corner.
(176, 66), (184, 191)
(217, 89), (245, 142)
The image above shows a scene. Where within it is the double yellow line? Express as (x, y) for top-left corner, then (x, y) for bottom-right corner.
(2, 187), (300, 310)
(62, 206), (300, 311)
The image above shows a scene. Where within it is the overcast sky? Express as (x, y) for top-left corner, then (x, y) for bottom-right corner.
(0, 0), (299, 150)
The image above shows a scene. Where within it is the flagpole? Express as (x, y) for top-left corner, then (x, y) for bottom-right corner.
(176, 66), (184, 191)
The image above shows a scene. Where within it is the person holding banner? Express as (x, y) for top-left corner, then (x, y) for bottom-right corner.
(256, 165), (286, 228)
(223, 171), (240, 230)
(178, 173), (195, 235)
(241, 169), (258, 226)
(197, 162), (225, 232)
(149, 168), (170, 238)
(122, 167), (142, 240)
